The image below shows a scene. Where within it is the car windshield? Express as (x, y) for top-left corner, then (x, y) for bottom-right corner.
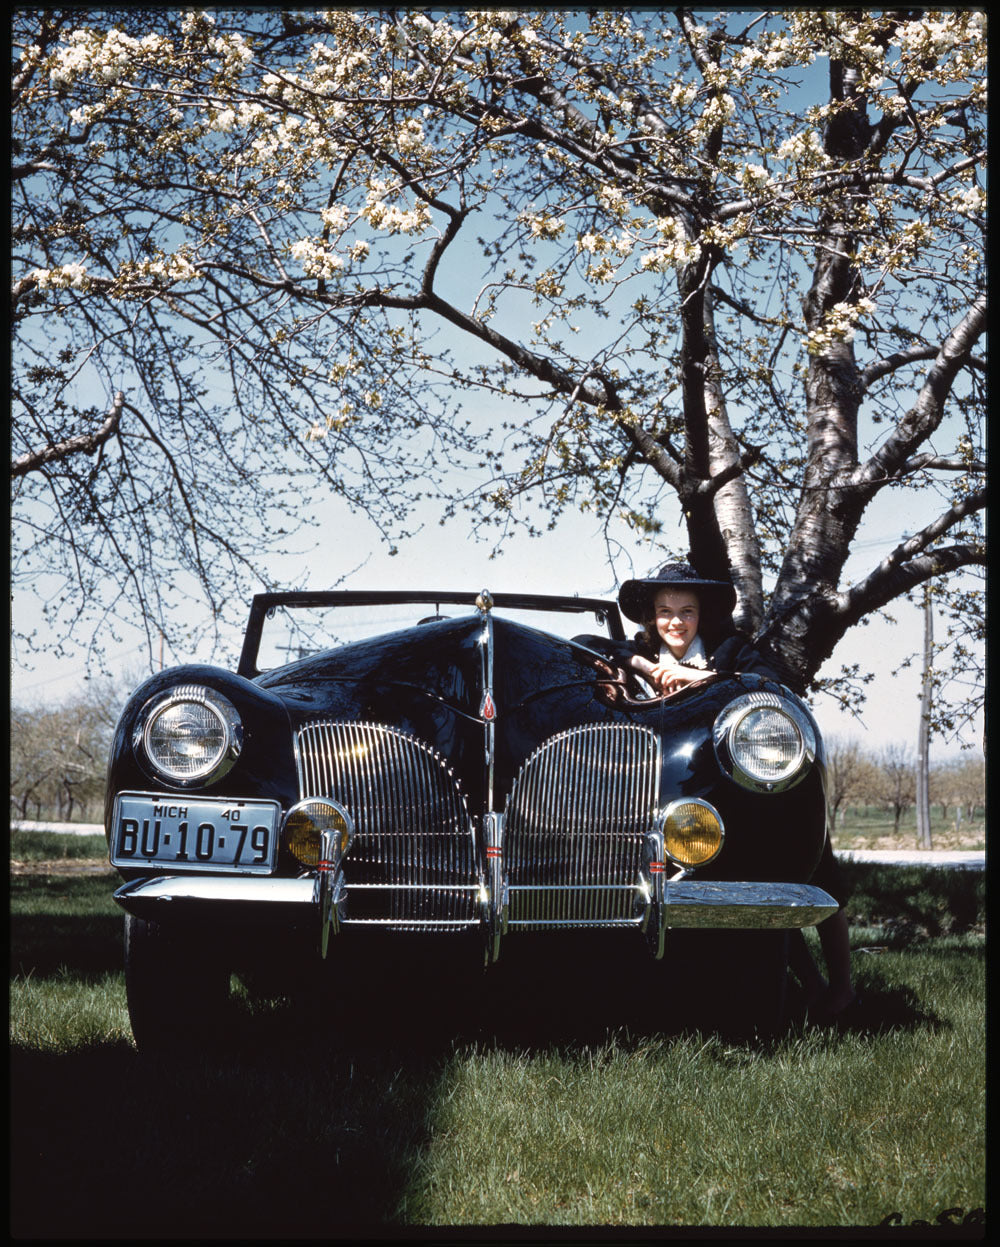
(252, 595), (620, 673)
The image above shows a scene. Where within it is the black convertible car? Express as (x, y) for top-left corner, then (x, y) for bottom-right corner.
(106, 590), (837, 1047)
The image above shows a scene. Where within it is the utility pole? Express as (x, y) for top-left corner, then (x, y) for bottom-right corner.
(915, 587), (933, 849)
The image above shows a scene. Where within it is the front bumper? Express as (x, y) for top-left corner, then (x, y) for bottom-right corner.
(114, 873), (837, 958)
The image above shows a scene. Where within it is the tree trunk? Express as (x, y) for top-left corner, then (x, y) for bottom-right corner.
(915, 588), (933, 849)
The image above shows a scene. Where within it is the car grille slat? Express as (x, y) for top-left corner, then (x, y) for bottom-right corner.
(504, 724), (660, 928)
(294, 721), (479, 930)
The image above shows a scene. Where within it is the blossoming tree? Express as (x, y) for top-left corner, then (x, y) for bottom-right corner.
(11, 9), (985, 729)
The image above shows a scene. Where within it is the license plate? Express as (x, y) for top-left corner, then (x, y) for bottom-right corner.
(111, 792), (280, 874)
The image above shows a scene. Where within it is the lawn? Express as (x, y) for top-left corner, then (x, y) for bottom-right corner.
(8, 859), (985, 1236)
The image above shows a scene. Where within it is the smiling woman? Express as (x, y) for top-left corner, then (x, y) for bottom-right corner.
(601, 562), (781, 697)
(654, 588), (701, 660)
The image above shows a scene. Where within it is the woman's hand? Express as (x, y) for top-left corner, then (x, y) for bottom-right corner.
(629, 655), (713, 695)
(647, 662), (712, 695)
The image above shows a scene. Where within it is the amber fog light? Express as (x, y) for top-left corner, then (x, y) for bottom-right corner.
(661, 799), (724, 868)
(284, 799), (353, 868)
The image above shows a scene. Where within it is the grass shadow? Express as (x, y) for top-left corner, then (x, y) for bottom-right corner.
(10, 873), (979, 1236)
(10, 910), (124, 980)
(10, 1031), (449, 1239)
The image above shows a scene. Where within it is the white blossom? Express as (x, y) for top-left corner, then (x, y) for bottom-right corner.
(802, 298), (876, 355)
(741, 163), (772, 189)
(395, 119), (426, 155)
(669, 81), (698, 110)
(950, 186), (986, 217)
(290, 238), (345, 277)
(776, 130), (826, 163)
(209, 108), (237, 132)
(522, 212), (566, 240)
(28, 262), (90, 291)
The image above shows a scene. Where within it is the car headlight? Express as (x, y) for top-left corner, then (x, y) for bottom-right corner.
(284, 799), (354, 869)
(136, 685), (242, 785)
(713, 691), (816, 793)
(661, 798), (724, 868)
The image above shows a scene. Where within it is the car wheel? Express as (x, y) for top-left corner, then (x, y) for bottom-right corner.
(667, 929), (790, 1039)
(123, 914), (233, 1054)
(734, 930), (789, 1037)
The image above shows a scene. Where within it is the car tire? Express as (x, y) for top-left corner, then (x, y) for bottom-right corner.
(737, 929), (789, 1037)
(666, 929), (790, 1039)
(713, 929), (789, 1038)
(123, 914), (233, 1054)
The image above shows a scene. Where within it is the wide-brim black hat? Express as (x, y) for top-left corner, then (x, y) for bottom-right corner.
(618, 561), (737, 624)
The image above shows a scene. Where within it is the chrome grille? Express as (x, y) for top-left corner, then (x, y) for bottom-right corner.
(294, 721), (479, 929)
(504, 724), (660, 928)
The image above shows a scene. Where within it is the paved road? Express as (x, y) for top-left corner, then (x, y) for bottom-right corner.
(834, 849), (985, 870)
(13, 820), (105, 836)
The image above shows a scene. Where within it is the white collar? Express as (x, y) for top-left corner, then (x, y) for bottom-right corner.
(659, 635), (707, 668)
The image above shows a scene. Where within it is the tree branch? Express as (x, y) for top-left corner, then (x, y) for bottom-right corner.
(854, 293), (987, 490)
(836, 487), (986, 627)
(11, 391), (124, 477)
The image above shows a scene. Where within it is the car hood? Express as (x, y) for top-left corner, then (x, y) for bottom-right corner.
(253, 613), (611, 723)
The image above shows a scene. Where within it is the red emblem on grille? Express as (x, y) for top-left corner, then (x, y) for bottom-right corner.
(481, 692), (496, 721)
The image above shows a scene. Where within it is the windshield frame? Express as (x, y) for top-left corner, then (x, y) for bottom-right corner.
(237, 590), (626, 678)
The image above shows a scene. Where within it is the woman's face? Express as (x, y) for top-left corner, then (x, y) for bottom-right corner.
(652, 588), (700, 659)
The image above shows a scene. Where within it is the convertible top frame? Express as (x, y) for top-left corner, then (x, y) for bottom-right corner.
(237, 589), (627, 679)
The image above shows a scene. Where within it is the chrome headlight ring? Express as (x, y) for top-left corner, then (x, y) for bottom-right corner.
(713, 691), (817, 793)
(135, 684), (243, 786)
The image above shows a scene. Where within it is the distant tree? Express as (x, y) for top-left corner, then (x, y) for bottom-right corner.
(11, 10), (985, 728)
(932, 755), (986, 829)
(823, 735), (867, 829)
(873, 743), (917, 835)
(10, 681), (120, 824)
(9, 705), (61, 821)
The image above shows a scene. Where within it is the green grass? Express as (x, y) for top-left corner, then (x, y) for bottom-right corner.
(831, 807), (985, 851)
(9, 868), (985, 1234)
(841, 863), (985, 938)
(10, 828), (109, 861)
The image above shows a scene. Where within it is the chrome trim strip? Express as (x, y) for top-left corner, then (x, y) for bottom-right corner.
(511, 918), (646, 929)
(509, 884), (644, 892)
(661, 881), (837, 929)
(483, 810), (506, 962)
(476, 591), (496, 810)
(344, 883), (481, 892)
(317, 818), (355, 958)
(328, 918), (479, 928)
(115, 875), (315, 904)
